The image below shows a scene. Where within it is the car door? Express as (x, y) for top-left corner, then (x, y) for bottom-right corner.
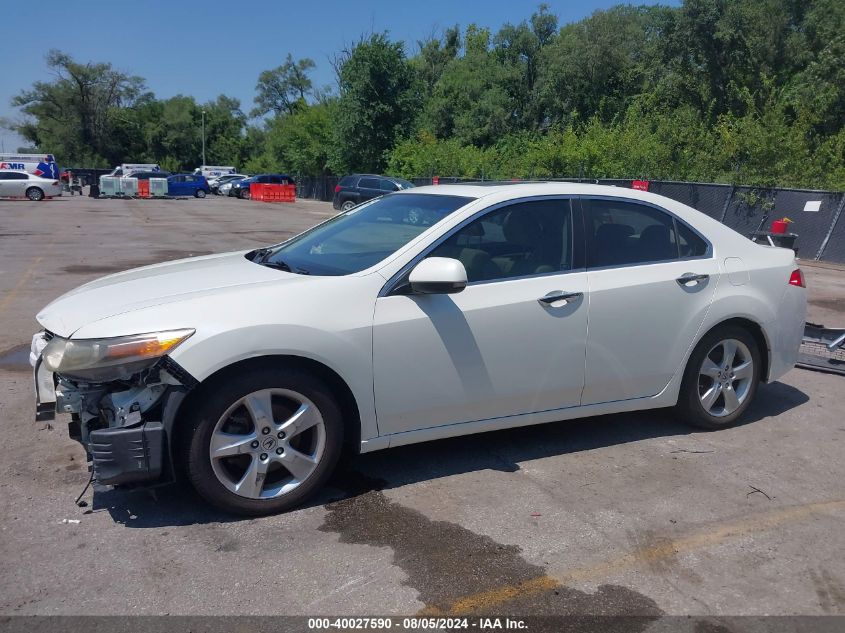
(0, 172), (12, 196)
(167, 175), (184, 196)
(185, 174), (201, 194)
(580, 196), (721, 405)
(7, 172), (30, 196)
(373, 197), (588, 436)
(357, 177), (382, 203)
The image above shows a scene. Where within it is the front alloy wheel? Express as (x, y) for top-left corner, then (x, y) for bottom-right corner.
(209, 389), (326, 499)
(184, 368), (343, 515)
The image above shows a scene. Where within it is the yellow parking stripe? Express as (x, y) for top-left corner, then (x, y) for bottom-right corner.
(422, 499), (845, 615)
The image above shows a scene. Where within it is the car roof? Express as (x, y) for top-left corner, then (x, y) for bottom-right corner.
(396, 181), (736, 240)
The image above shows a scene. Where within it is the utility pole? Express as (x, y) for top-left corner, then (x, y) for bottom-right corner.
(201, 110), (206, 166)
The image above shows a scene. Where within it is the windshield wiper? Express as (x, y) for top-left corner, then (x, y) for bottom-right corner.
(251, 247), (273, 263)
(260, 260), (292, 272)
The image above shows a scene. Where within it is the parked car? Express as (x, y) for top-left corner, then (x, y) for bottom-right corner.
(0, 171), (62, 200)
(333, 174), (415, 211)
(230, 174), (296, 199)
(209, 173), (248, 194)
(168, 173), (211, 198)
(31, 183), (806, 515)
(218, 180), (241, 197)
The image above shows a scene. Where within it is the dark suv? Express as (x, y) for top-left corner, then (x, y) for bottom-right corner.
(333, 174), (415, 211)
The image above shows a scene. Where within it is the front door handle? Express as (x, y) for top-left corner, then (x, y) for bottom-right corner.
(676, 272), (709, 286)
(538, 291), (583, 305)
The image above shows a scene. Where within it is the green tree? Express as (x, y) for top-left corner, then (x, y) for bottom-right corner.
(264, 100), (336, 175)
(252, 54), (315, 117)
(333, 33), (420, 173)
(11, 49), (148, 165)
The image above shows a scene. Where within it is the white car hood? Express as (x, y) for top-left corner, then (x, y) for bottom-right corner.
(37, 251), (300, 337)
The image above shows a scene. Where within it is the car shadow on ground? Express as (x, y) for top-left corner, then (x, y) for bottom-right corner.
(93, 380), (808, 528)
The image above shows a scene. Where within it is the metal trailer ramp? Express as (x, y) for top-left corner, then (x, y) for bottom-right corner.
(797, 322), (845, 375)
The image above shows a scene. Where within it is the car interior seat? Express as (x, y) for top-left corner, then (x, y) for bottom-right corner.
(637, 224), (676, 261)
(593, 223), (635, 265)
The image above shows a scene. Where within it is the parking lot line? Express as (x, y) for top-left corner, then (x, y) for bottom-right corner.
(426, 499), (845, 615)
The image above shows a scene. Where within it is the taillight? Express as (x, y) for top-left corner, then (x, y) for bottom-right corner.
(788, 269), (805, 287)
(334, 185), (341, 193)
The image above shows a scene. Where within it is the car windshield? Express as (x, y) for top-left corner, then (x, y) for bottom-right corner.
(258, 193), (474, 276)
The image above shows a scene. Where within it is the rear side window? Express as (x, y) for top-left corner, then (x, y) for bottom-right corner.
(338, 176), (356, 187)
(585, 199), (679, 268)
(677, 221), (708, 257)
(358, 177), (379, 189)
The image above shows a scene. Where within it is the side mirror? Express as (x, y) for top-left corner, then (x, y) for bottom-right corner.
(409, 257), (468, 294)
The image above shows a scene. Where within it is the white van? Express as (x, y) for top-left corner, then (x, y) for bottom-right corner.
(194, 166), (236, 179)
(0, 153), (60, 179)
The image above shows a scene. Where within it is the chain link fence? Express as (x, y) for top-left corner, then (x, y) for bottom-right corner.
(294, 175), (845, 264)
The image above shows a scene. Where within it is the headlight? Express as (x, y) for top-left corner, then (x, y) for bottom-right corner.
(42, 329), (195, 380)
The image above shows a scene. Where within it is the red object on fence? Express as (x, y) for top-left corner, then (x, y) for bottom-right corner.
(137, 180), (150, 198)
(250, 183), (295, 203)
(771, 218), (790, 234)
(432, 176), (439, 186)
(632, 180), (649, 191)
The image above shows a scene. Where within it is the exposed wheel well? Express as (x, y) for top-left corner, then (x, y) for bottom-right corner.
(700, 317), (770, 382)
(172, 355), (362, 456)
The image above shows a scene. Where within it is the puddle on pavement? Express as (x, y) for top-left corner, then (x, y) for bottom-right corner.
(320, 471), (662, 623)
(62, 249), (213, 274)
(0, 344), (30, 372)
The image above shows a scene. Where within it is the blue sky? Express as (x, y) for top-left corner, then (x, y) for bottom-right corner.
(1, 0), (678, 153)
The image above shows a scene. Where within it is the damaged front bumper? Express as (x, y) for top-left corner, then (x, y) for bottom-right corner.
(30, 331), (198, 487)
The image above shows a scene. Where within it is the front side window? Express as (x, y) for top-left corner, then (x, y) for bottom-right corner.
(261, 193), (474, 276)
(585, 199), (680, 268)
(429, 199), (574, 283)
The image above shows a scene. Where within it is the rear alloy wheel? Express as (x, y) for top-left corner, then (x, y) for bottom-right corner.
(184, 368), (343, 515)
(341, 200), (355, 211)
(26, 187), (45, 201)
(676, 325), (761, 429)
(195, 189), (207, 198)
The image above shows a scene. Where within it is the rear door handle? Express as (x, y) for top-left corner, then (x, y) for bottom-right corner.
(538, 291), (583, 305)
(676, 273), (709, 286)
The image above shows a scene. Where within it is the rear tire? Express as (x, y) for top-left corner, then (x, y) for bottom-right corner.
(26, 187), (45, 201)
(195, 189), (207, 198)
(183, 367), (344, 515)
(241, 188), (250, 200)
(341, 199), (355, 211)
(675, 325), (761, 430)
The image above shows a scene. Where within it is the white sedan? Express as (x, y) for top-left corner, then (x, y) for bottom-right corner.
(0, 171), (63, 200)
(31, 183), (806, 515)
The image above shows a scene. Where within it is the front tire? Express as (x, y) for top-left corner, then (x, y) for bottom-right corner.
(240, 188), (250, 200)
(675, 325), (761, 430)
(26, 187), (45, 201)
(183, 368), (344, 515)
